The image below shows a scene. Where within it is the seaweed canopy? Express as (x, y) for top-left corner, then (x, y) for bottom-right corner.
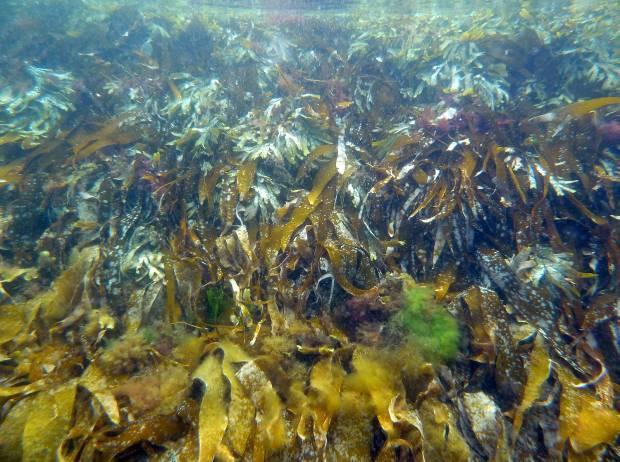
(512, 336), (620, 460)
(1, 1), (620, 460)
(0, 321), (470, 461)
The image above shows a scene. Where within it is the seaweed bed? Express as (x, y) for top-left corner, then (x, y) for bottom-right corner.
(0, 1), (619, 461)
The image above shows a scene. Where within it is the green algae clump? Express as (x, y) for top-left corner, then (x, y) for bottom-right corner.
(391, 284), (460, 363)
(204, 286), (231, 323)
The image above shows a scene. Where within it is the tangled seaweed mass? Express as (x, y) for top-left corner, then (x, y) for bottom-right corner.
(0, 0), (619, 460)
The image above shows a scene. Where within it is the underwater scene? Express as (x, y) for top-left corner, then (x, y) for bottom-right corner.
(0, 0), (619, 460)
